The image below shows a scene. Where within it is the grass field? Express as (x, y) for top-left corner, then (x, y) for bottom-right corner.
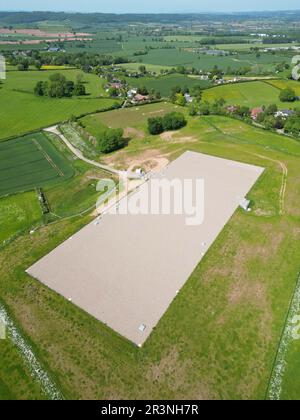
(1, 110), (300, 399)
(0, 69), (119, 140)
(118, 62), (172, 73)
(44, 162), (113, 218)
(0, 330), (45, 400)
(0, 192), (41, 244)
(125, 73), (211, 97)
(0, 132), (74, 196)
(264, 79), (300, 96)
(202, 80), (300, 109)
(40, 131), (115, 218)
(80, 102), (183, 133)
(125, 49), (293, 73)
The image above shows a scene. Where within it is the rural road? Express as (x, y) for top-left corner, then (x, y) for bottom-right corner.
(44, 125), (122, 176)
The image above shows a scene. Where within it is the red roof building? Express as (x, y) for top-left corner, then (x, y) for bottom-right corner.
(251, 107), (264, 120)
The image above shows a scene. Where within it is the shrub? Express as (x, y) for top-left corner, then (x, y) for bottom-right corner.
(279, 88), (296, 102)
(34, 81), (47, 96)
(98, 129), (126, 154)
(148, 112), (187, 135)
(148, 117), (164, 135)
(137, 86), (149, 95)
(284, 116), (300, 136)
(73, 82), (86, 96)
(162, 112), (187, 131)
(34, 73), (85, 98)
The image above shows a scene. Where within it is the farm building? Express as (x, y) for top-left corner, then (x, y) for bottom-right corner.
(251, 107), (264, 120)
(132, 93), (150, 104)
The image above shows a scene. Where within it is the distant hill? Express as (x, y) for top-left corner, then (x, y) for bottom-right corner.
(0, 10), (300, 27)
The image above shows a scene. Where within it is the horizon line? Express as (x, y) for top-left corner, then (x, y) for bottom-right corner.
(1, 9), (300, 15)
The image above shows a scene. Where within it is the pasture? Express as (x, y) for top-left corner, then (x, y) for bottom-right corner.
(0, 69), (119, 140)
(1, 112), (300, 399)
(118, 62), (172, 73)
(0, 132), (74, 196)
(0, 328), (45, 399)
(264, 79), (300, 96)
(0, 191), (42, 245)
(80, 102), (182, 133)
(202, 80), (300, 108)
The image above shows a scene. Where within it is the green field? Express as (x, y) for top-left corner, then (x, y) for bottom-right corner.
(0, 69), (120, 140)
(1, 110), (300, 399)
(0, 132), (74, 196)
(264, 79), (300, 96)
(0, 192), (42, 244)
(80, 102), (183, 133)
(203, 80), (300, 108)
(0, 332), (45, 400)
(125, 73), (211, 97)
(125, 49), (293, 73)
(1, 12), (300, 400)
(118, 62), (172, 73)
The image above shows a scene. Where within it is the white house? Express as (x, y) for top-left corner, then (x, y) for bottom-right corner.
(184, 93), (193, 103)
(127, 88), (138, 98)
(275, 109), (295, 119)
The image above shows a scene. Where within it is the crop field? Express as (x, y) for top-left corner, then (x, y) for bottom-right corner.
(123, 49), (293, 73)
(118, 62), (172, 73)
(202, 80), (300, 109)
(0, 132), (74, 196)
(216, 43), (300, 51)
(1, 108), (300, 399)
(125, 74), (211, 97)
(0, 70), (119, 140)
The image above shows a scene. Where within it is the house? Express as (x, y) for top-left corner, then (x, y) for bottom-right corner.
(199, 75), (209, 80)
(110, 82), (123, 90)
(132, 94), (149, 104)
(127, 88), (137, 98)
(184, 93), (193, 103)
(251, 107), (264, 120)
(227, 105), (239, 114)
(47, 47), (61, 53)
(275, 109), (295, 119)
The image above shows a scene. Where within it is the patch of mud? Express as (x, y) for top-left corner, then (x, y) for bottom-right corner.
(160, 131), (197, 143)
(123, 127), (145, 139)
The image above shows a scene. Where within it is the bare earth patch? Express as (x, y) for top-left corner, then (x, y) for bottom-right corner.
(228, 280), (267, 308)
(146, 348), (215, 399)
(160, 131), (197, 143)
(123, 127), (145, 139)
(102, 149), (170, 173)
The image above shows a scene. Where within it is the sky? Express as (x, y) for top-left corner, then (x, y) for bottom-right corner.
(0, 0), (300, 14)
